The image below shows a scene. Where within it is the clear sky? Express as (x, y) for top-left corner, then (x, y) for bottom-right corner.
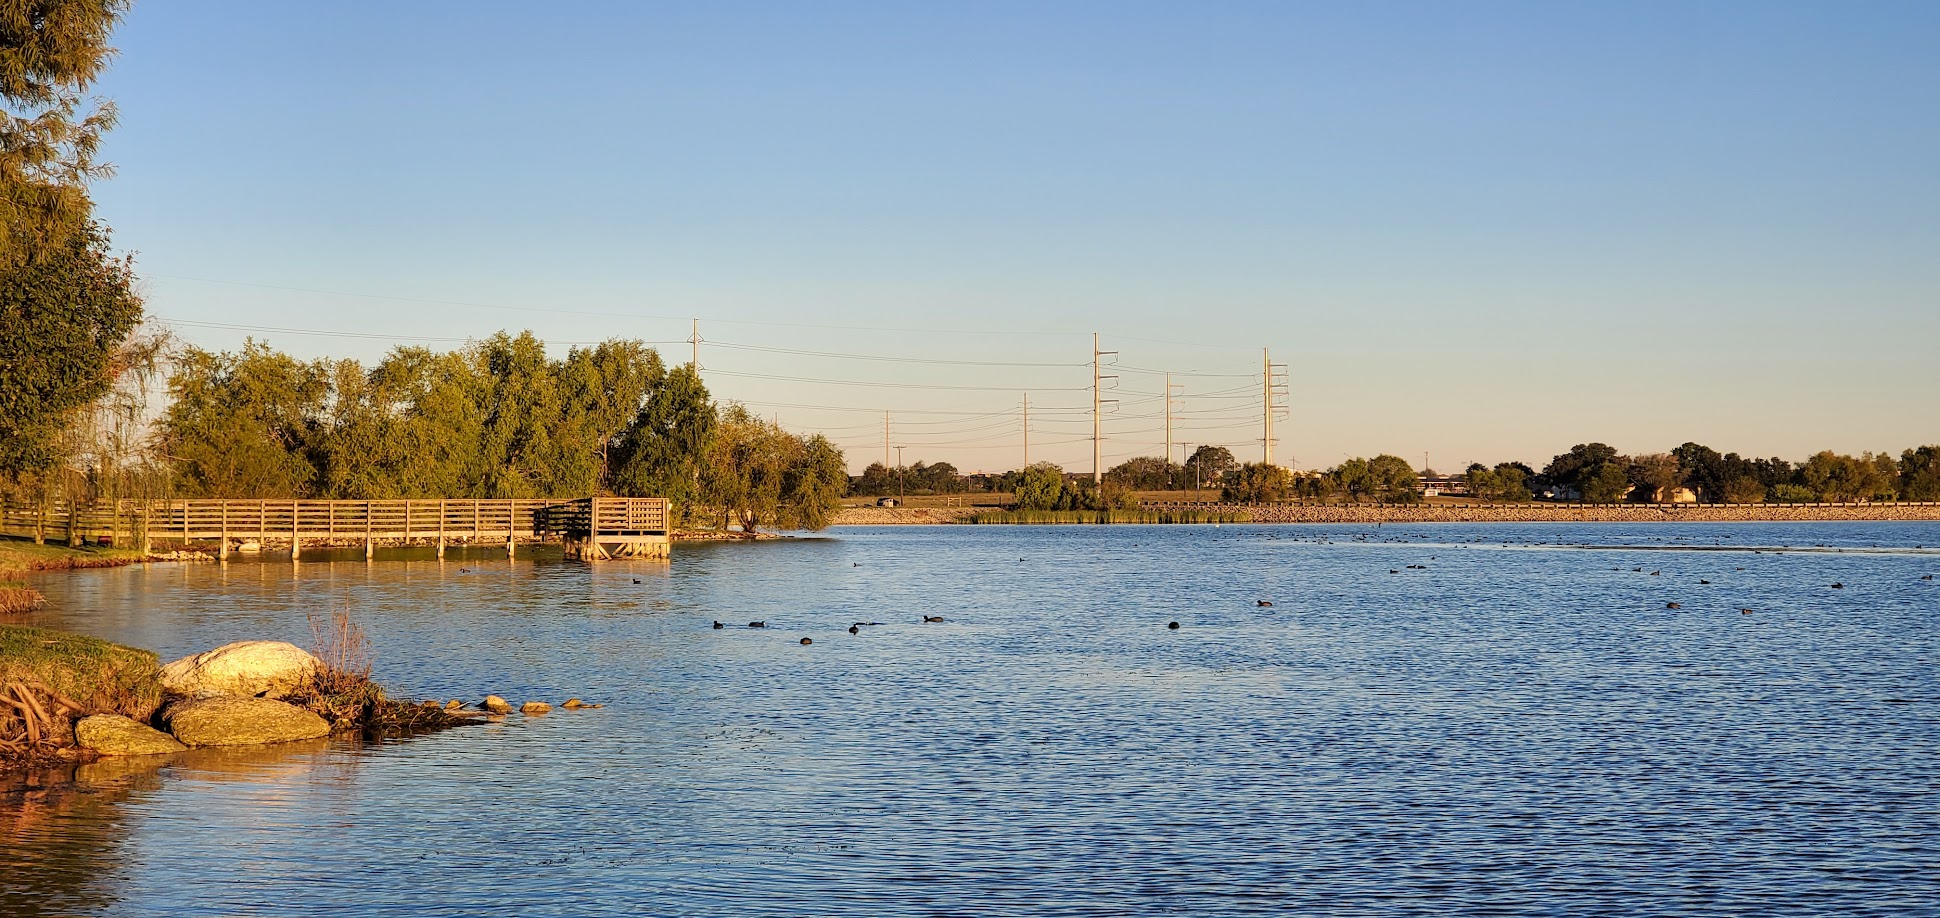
(92, 2), (1939, 474)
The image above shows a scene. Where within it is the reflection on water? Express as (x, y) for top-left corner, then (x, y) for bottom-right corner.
(5, 523), (1939, 916)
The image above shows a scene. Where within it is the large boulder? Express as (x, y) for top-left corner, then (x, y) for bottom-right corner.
(158, 641), (321, 699)
(76, 713), (187, 756)
(164, 696), (331, 747)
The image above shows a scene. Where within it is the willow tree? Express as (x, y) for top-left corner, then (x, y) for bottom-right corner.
(700, 404), (845, 534)
(1, 0), (126, 266)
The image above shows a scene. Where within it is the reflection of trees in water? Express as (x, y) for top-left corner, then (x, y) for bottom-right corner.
(2, 758), (159, 917)
(1, 739), (335, 917)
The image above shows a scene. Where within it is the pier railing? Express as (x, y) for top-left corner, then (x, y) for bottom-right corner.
(0, 496), (672, 560)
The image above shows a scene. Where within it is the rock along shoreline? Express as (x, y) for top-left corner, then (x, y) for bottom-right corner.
(833, 503), (1940, 525)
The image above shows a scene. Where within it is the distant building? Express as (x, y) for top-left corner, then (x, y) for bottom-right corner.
(876, 497), (899, 508)
(1418, 474), (1468, 497)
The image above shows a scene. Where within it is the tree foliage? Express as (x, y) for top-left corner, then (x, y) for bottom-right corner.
(154, 336), (847, 531)
(1, 0), (126, 266)
(1222, 462), (1292, 502)
(0, 220), (139, 476)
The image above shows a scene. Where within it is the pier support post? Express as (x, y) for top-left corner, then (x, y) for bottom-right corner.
(437, 500), (446, 560)
(219, 505), (229, 562)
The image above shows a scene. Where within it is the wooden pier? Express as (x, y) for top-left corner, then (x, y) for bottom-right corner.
(0, 497), (671, 562)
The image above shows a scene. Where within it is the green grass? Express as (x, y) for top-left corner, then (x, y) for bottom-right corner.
(0, 624), (163, 721)
(959, 508), (1248, 525)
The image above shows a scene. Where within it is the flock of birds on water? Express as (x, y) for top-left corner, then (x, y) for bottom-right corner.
(660, 529), (1935, 648)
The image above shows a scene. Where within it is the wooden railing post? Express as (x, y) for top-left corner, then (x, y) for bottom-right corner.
(437, 499), (446, 559)
(291, 501), (301, 561)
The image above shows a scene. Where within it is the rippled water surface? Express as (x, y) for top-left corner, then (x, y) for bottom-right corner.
(6, 523), (1939, 916)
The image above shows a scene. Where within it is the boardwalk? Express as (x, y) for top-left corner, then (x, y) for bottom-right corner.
(0, 497), (671, 561)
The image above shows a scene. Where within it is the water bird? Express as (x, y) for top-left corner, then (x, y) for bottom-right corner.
(1256, 600), (1273, 607)
(848, 625), (859, 634)
(712, 621), (724, 629)
(799, 637), (812, 645)
(1922, 574), (1934, 581)
(1699, 580), (1711, 585)
(1740, 608), (1754, 614)
(1167, 621), (1180, 629)
(632, 578), (641, 584)
(748, 621), (766, 628)
(923, 615), (945, 623)
(458, 568), (473, 574)
(1666, 602), (1682, 610)
(1390, 569), (1399, 574)
(1651, 571), (1661, 576)
(1633, 567), (1643, 572)
(1830, 582), (1844, 589)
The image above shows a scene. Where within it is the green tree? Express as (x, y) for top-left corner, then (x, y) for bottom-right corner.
(1542, 443), (1619, 491)
(1627, 453), (1681, 502)
(1902, 445), (1940, 501)
(1013, 462), (1064, 510)
(1184, 445), (1236, 485)
(0, 221), (140, 476)
(850, 462), (896, 497)
(160, 341), (329, 497)
(1106, 456), (1185, 491)
(1367, 454), (1421, 502)
(1222, 462), (1292, 503)
(611, 362), (715, 513)
(1721, 476), (1767, 504)
(1800, 451), (1883, 502)
(1331, 457), (1374, 502)
(699, 404), (845, 533)
(1579, 462), (1630, 503)
(1, 0), (126, 266)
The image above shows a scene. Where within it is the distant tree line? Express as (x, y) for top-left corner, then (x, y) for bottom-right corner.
(847, 438), (1940, 508)
(154, 335), (846, 532)
(1499, 442), (1940, 504)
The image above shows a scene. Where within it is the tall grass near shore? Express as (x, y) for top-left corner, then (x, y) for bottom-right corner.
(0, 581), (43, 614)
(961, 509), (1247, 525)
(291, 607), (454, 736)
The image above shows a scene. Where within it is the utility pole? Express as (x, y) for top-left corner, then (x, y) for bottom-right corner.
(1093, 333), (1117, 484)
(1263, 348), (1271, 465)
(690, 319), (700, 372)
(1022, 393), (1030, 468)
(883, 412), (890, 470)
(1165, 373), (1184, 465)
(1263, 348), (1288, 466)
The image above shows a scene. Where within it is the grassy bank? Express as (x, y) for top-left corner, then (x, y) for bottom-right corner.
(961, 509), (1248, 525)
(0, 538), (146, 577)
(1, 624), (163, 763)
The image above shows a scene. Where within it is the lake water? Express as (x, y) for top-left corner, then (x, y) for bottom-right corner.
(6, 523), (1938, 916)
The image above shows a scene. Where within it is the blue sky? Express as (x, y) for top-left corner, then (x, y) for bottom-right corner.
(93, 2), (1939, 473)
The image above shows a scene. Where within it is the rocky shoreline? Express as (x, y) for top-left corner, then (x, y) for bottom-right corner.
(0, 628), (591, 771)
(834, 503), (1940, 525)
